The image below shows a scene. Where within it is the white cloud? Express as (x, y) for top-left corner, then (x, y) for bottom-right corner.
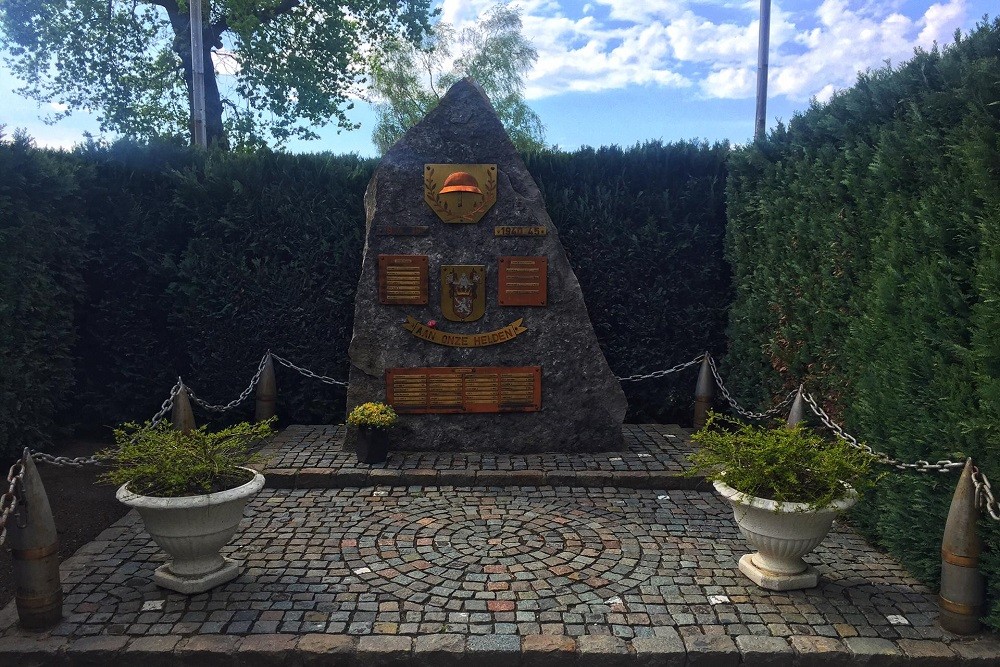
(436, 0), (971, 102)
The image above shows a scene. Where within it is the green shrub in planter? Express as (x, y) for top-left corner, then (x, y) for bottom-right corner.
(688, 412), (879, 509)
(97, 419), (273, 497)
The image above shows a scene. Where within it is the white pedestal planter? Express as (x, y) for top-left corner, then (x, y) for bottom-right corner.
(117, 468), (265, 594)
(713, 480), (857, 590)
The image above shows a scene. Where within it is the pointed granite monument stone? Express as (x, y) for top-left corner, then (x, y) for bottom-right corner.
(347, 78), (626, 453)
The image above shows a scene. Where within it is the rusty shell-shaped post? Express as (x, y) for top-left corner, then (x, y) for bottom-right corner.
(8, 452), (63, 630)
(171, 383), (196, 434)
(939, 458), (985, 635)
(786, 384), (806, 428)
(693, 354), (714, 430)
(255, 353), (277, 423)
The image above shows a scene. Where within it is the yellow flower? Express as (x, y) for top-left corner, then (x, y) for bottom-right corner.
(348, 402), (398, 429)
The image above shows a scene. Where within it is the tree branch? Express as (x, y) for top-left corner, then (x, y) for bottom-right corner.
(212, 0), (301, 42)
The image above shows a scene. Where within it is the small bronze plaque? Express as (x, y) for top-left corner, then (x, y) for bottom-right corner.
(498, 256), (547, 307)
(424, 164), (498, 223)
(495, 226), (547, 237)
(441, 265), (486, 322)
(386, 366), (542, 414)
(379, 254), (428, 305)
(377, 226), (430, 236)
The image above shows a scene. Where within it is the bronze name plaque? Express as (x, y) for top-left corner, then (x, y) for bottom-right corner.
(377, 226), (430, 236)
(379, 254), (428, 305)
(386, 366), (542, 414)
(498, 256), (548, 306)
(495, 226), (547, 237)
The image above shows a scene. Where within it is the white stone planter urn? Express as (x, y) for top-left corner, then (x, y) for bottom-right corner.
(116, 468), (264, 594)
(713, 480), (857, 590)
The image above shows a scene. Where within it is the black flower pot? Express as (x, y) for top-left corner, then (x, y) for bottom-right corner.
(355, 427), (389, 464)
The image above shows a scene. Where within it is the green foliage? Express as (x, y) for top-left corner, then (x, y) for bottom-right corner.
(0, 130), (89, 456)
(725, 18), (1000, 627)
(0, 0), (434, 148)
(689, 413), (877, 508)
(347, 402), (398, 429)
(98, 419), (272, 497)
(0, 138), (728, 456)
(369, 3), (545, 154)
(526, 141), (732, 423)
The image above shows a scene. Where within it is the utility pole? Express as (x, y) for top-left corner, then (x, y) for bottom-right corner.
(754, 0), (771, 142)
(189, 0), (208, 147)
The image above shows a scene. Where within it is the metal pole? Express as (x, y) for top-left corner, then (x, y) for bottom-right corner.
(754, 0), (772, 142)
(189, 0), (208, 147)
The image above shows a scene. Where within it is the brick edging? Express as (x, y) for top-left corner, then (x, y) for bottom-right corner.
(1, 631), (998, 666)
(264, 467), (707, 490)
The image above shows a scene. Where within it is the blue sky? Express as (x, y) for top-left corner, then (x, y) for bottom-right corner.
(2, 0), (994, 154)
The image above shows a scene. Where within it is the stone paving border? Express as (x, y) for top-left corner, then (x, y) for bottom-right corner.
(259, 424), (705, 490)
(3, 630), (1000, 666)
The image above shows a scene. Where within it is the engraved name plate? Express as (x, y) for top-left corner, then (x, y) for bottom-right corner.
(498, 256), (548, 306)
(378, 255), (428, 305)
(386, 367), (542, 414)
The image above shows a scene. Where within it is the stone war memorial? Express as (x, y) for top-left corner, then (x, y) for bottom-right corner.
(347, 78), (627, 453)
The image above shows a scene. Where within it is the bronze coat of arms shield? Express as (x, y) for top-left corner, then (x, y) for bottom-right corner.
(441, 265), (486, 322)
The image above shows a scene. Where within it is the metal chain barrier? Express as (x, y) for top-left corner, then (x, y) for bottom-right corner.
(972, 467), (1000, 521)
(615, 354), (706, 382)
(271, 353), (348, 387)
(31, 380), (183, 468)
(706, 354), (798, 420)
(187, 353), (270, 412)
(801, 391), (966, 474)
(0, 451), (27, 545)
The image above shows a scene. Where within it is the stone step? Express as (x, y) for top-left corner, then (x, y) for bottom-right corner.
(3, 631), (998, 666)
(259, 423), (700, 490)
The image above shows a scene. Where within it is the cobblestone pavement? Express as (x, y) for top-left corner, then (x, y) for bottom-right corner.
(259, 423), (702, 489)
(2, 424), (998, 665)
(2, 484), (999, 664)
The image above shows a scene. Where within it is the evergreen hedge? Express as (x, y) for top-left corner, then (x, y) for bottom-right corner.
(725, 19), (1000, 627)
(0, 138), (730, 454)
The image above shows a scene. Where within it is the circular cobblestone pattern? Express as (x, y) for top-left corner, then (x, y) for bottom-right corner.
(339, 496), (664, 606)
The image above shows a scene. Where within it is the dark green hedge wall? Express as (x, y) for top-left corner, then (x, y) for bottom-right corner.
(0, 138), (730, 454)
(725, 19), (1000, 627)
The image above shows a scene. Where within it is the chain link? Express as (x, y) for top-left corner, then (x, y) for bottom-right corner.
(706, 355), (798, 420)
(0, 452), (27, 545)
(187, 353), (270, 412)
(615, 354), (705, 382)
(973, 466), (1000, 521)
(271, 353), (348, 386)
(801, 392), (966, 474)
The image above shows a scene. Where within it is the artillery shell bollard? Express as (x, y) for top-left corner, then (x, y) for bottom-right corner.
(255, 353), (277, 423)
(8, 452), (63, 630)
(693, 354), (713, 430)
(939, 458), (986, 635)
(172, 383), (196, 433)
(786, 384), (805, 427)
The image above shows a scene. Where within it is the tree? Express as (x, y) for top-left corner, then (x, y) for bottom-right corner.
(368, 4), (546, 154)
(0, 0), (434, 148)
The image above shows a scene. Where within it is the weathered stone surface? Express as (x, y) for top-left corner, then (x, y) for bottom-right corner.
(347, 78), (627, 453)
(734, 635), (794, 667)
(412, 634), (465, 667)
(682, 631), (739, 667)
(841, 637), (903, 666)
(576, 634), (629, 667)
(895, 639), (958, 665)
(632, 633), (687, 666)
(521, 634), (576, 667)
